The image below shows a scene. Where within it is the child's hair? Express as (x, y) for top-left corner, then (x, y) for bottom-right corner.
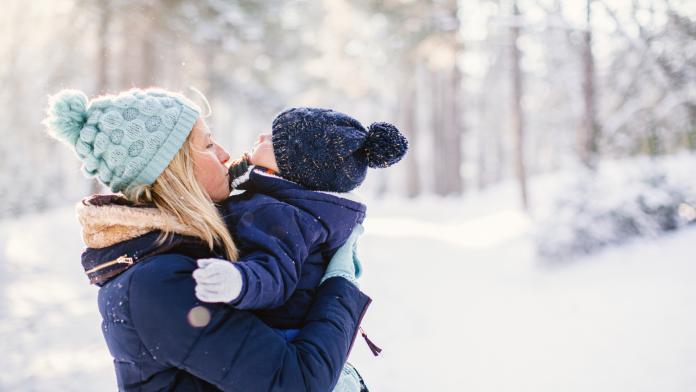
(122, 130), (238, 261)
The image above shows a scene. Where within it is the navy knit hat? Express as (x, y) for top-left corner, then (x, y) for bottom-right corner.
(271, 107), (408, 192)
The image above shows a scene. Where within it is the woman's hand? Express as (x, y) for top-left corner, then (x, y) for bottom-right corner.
(193, 258), (243, 303)
(321, 224), (364, 286)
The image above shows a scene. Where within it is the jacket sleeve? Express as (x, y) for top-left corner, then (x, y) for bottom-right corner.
(128, 255), (370, 392)
(229, 203), (328, 310)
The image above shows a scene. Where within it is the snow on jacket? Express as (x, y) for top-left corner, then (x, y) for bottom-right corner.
(221, 166), (367, 329)
(78, 195), (370, 391)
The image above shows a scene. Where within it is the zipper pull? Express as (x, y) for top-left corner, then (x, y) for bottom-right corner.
(360, 327), (382, 356)
(116, 255), (134, 265)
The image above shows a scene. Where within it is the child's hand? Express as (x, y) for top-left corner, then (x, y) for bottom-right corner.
(320, 224), (364, 286)
(193, 258), (243, 303)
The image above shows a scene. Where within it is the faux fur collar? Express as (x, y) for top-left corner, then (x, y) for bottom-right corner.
(76, 194), (200, 249)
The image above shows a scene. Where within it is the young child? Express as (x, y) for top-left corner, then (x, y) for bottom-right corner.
(192, 107), (407, 343)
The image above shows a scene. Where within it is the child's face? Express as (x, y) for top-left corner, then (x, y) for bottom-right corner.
(250, 133), (280, 173)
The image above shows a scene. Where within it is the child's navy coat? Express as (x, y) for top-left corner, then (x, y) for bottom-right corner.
(221, 166), (366, 329)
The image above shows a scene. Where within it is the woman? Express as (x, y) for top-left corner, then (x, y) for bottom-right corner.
(44, 88), (369, 391)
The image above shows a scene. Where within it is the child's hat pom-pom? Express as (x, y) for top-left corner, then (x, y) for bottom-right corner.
(44, 89), (89, 146)
(364, 122), (408, 168)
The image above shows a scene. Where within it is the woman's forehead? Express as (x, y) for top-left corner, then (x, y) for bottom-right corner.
(193, 119), (212, 138)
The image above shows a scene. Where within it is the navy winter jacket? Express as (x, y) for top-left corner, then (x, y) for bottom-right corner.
(83, 226), (370, 391)
(221, 166), (367, 329)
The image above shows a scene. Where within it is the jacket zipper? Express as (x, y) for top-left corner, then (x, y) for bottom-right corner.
(347, 296), (372, 357)
(85, 255), (134, 274)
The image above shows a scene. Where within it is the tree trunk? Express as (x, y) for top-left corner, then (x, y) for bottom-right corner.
(401, 58), (421, 198)
(579, 0), (598, 169)
(96, 1), (110, 96)
(686, 104), (696, 150)
(91, 0), (111, 195)
(443, 55), (464, 195)
(139, 8), (158, 87)
(510, 1), (529, 211)
(430, 0), (464, 197)
(431, 69), (447, 196)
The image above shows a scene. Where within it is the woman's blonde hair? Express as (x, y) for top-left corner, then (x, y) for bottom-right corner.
(122, 130), (238, 261)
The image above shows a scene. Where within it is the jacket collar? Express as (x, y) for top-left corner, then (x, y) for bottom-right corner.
(77, 194), (224, 286)
(76, 194), (200, 249)
(81, 231), (218, 286)
(235, 165), (367, 211)
(228, 166), (367, 250)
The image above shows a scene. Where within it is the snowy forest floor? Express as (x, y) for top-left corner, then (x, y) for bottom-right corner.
(1, 181), (695, 391)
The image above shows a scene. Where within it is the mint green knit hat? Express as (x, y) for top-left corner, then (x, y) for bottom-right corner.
(44, 88), (200, 192)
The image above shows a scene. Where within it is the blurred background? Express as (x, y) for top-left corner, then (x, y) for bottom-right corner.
(1, 0), (695, 391)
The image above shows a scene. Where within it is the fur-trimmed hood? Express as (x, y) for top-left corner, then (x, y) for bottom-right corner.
(76, 194), (200, 249)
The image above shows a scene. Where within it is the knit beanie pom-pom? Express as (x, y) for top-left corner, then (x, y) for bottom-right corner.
(44, 89), (89, 146)
(364, 122), (409, 168)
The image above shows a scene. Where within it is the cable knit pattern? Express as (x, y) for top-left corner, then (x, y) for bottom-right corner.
(44, 88), (200, 192)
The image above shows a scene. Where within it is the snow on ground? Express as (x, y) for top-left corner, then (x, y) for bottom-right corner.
(1, 182), (695, 391)
(353, 196), (696, 391)
(0, 206), (114, 391)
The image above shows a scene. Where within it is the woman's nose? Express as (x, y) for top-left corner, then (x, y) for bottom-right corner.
(217, 146), (230, 164)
